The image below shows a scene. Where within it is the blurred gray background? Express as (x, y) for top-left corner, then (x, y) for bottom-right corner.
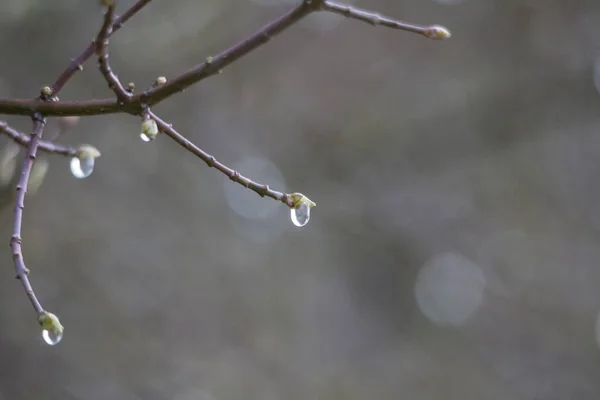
(1, 0), (600, 398)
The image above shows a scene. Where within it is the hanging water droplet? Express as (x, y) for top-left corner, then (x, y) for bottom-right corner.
(291, 203), (311, 227)
(140, 133), (153, 142)
(70, 156), (95, 179)
(42, 328), (63, 346)
(289, 193), (316, 227)
(39, 311), (63, 346)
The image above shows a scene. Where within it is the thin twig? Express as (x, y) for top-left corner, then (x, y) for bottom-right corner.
(50, 0), (153, 96)
(136, 0), (449, 105)
(0, 121), (77, 156)
(137, 2), (315, 105)
(149, 111), (294, 207)
(96, 2), (131, 102)
(321, 1), (451, 39)
(10, 115), (47, 317)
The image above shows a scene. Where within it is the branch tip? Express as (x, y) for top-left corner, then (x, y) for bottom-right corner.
(425, 25), (451, 40)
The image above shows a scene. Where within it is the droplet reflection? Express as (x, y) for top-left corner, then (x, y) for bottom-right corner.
(290, 203), (311, 227)
(70, 157), (95, 179)
(42, 328), (63, 346)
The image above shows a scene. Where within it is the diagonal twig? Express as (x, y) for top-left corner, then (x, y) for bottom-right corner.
(96, 1), (131, 102)
(136, 2), (315, 105)
(136, 0), (450, 106)
(0, 121), (77, 156)
(50, 0), (153, 96)
(321, 1), (450, 39)
(149, 111), (294, 207)
(10, 115), (47, 317)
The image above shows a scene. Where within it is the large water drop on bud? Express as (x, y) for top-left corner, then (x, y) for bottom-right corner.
(290, 203), (311, 227)
(42, 328), (63, 346)
(70, 156), (95, 179)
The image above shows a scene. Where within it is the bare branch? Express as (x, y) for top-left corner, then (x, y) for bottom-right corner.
(137, 2), (316, 106)
(321, 1), (451, 39)
(10, 115), (47, 317)
(0, 121), (77, 156)
(0, 0), (449, 117)
(0, 98), (134, 116)
(50, 0), (153, 96)
(0, 0), (451, 344)
(96, 2), (131, 102)
(132, 0), (450, 106)
(149, 111), (294, 207)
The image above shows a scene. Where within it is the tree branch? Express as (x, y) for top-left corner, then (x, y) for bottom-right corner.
(321, 1), (450, 39)
(137, 1), (315, 106)
(0, 121), (77, 156)
(0, 98), (135, 116)
(0, 0), (450, 116)
(50, 0), (153, 96)
(136, 0), (449, 106)
(149, 111), (294, 207)
(96, 2), (131, 102)
(0, 0), (451, 344)
(10, 115), (47, 317)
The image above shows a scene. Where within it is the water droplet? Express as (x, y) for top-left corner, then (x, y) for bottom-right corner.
(140, 133), (153, 142)
(291, 203), (311, 227)
(42, 328), (63, 346)
(70, 156), (95, 179)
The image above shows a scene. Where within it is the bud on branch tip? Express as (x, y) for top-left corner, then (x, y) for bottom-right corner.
(425, 25), (451, 40)
(38, 311), (64, 346)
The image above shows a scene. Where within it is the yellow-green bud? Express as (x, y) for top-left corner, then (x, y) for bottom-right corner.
(77, 145), (101, 160)
(141, 119), (159, 141)
(425, 25), (451, 40)
(290, 192), (316, 209)
(41, 86), (53, 97)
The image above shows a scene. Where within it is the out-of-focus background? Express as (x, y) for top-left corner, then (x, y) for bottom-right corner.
(1, 0), (600, 398)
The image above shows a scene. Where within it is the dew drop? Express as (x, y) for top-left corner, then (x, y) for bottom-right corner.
(140, 133), (153, 142)
(291, 203), (311, 227)
(42, 328), (63, 346)
(70, 156), (95, 179)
